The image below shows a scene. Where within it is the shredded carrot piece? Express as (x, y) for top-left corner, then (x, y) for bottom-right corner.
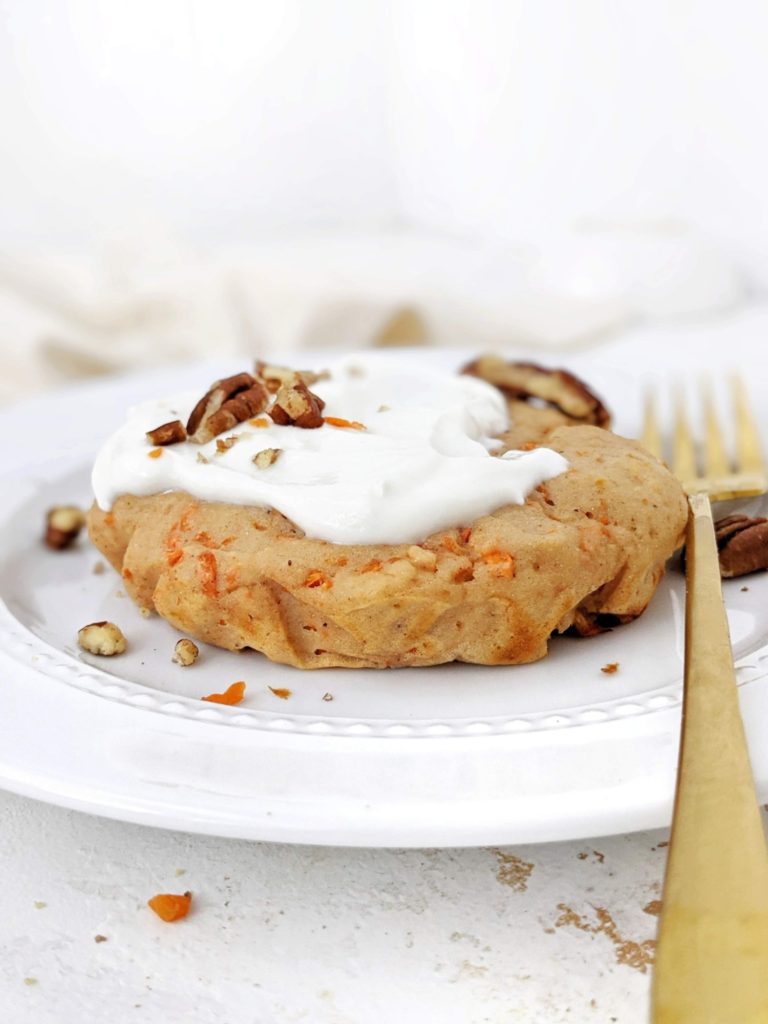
(197, 551), (218, 596)
(195, 531), (217, 548)
(249, 417), (270, 428)
(122, 567), (133, 580)
(305, 570), (332, 589)
(104, 512), (115, 526)
(148, 891), (192, 922)
(359, 559), (382, 574)
(148, 448), (163, 459)
(323, 417), (366, 430)
(441, 535), (462, 554)
(452, 564), (474, 583)
(202, 681), (246, 705)
(482, 550), (516, 578)
(166, 549), (183, 566)
(459, 527), (472, 544)
(269, 686), (292, 700)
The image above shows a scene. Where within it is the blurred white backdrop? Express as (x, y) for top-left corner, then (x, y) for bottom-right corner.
(0, 0), (765, 392)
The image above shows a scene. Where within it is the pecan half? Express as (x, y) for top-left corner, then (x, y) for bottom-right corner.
(270, 378), (325, 429)
(186, 373), (269, 444)
(715, 515), (768, 578)
(462, 356), (610, 427)
(146, 419), (187, 446)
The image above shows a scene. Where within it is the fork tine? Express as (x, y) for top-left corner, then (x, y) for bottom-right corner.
(641, 390), (663, 459)
(673, 387), (699, 485)
(702, 381), (731, 479)
(732, 374), (765, 475)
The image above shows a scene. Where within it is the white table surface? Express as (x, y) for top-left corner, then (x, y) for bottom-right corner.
(3, 309), (768, 1023)
(0, 787), (707, 1024)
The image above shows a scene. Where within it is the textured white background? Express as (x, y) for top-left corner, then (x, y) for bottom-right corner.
(2, 787), (711, 1024)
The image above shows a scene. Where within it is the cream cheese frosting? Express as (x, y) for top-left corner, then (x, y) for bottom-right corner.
(92, 358), (569, 544)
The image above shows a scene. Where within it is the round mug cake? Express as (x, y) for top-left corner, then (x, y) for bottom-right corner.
(87, 355), (688, 669)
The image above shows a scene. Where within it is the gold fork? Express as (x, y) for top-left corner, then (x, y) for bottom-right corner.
(642, 377), (768, 1023)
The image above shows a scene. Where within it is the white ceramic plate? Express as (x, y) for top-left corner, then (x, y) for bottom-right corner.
(1, 350), (767, 847)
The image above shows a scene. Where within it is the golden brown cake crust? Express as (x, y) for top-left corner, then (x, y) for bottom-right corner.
(87, 418), (688, 669)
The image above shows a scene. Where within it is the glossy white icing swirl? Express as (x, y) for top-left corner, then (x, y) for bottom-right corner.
(92, 358), (568, 544)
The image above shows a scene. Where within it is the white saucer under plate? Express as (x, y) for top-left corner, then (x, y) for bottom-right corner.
(1, 349), (766, 847)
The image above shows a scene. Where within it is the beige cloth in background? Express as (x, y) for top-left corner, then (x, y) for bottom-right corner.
(0, 224), (744, 402)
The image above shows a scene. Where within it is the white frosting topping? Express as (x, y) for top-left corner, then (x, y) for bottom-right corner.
(92, 358), (569, 545)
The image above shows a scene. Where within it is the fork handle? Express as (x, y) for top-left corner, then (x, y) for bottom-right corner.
(652, 493), (768, 1023)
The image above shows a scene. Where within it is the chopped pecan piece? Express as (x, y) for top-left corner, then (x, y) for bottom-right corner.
(215, 435), (238, 453)
(44, 506), (85, 549)
(186, 373), (269, 444)
(173, 638), (199, 666)
(255, 361), (329, 393)
(146, 419), (187, 446)
(78, 621), (127, 656)
(252, 447), (281, 469)
(714, 515), (768, 578)
(462, 356), (610, 427)
(271, 378), (325, 429)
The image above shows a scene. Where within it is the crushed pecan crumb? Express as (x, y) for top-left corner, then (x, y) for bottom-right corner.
(92, 560), (106, 575)
(215, 435), (239, 453)
(78, 621), (127, 656)
(196, 452), (209, 464)
(601, 662), (620, 674)
(252, 447), (281, 469)
(202, 680), (246, 705)
(249, 417), (270, 428)
(322, 692), (334, 702)
(148, 448), (163, 459)
(146, 419), (187, 446)
(173, 638), (199, 667)
(44, 506), (85, 550)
